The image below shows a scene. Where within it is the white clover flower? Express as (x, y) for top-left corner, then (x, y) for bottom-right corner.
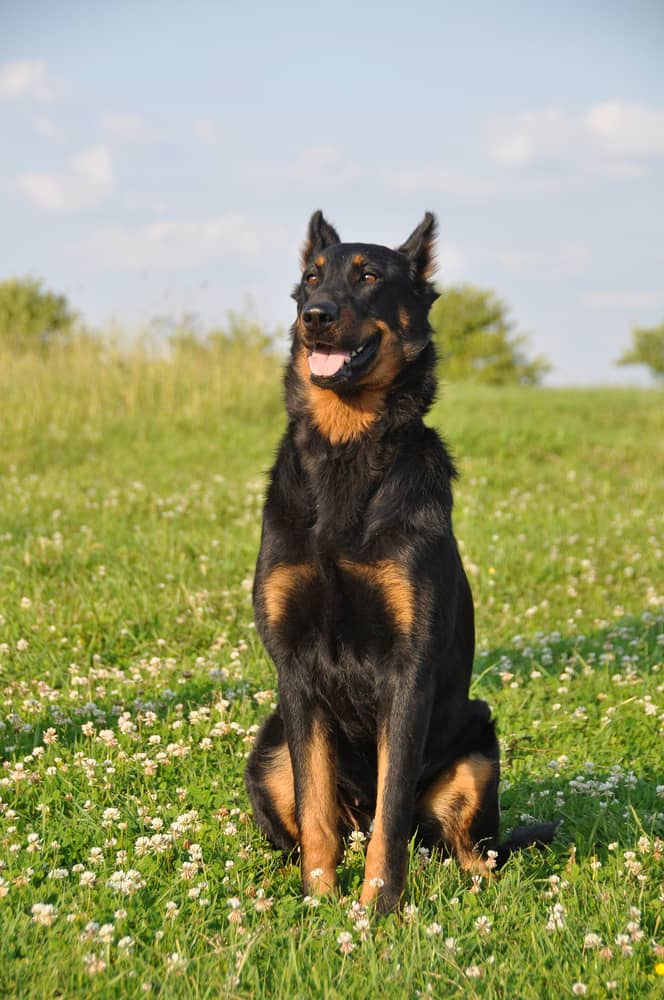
(180, 861), (198, 880)
(164, 950), (187, 968)
(32, 903), (57, 926)
(348, 830), (366, 852)
(337, 931), (354, 955)
(107, 869), (145, 896)
(48, 868), (69, 880)
(254, 889), (274, 913)
(134, 837), (151, 857)
(546, 902), (566, 932)
(83, 953), (106, 976)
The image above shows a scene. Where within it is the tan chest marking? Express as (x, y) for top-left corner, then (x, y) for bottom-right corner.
(294, 319), (405, 446)
(295, 350), (379, 445)
(262, 563), (316, 627)
(338, 558), (415, 634)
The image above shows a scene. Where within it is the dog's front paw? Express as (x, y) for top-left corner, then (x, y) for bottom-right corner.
(302, 863), (338, 897)
(359, 875), (402, 914)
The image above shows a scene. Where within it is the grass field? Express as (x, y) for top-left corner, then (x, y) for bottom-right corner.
(0, 339), (662, 998)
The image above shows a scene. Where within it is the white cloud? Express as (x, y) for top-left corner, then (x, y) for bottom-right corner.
(585, 102), (664, 158)
(382, 166), (498, 200)
(250, 146), (495, 200)
(0, 59), (53, 101)
(101, 112), (160, 143)
(71, 213), (289, 272)
(33, 117), (60, 139)
(489, 108), (577, 166)
(245, 145), (362, 189)
(193, 118), (219, 145)
(14, 145), (113, 212)
(488, 101), (664, 173)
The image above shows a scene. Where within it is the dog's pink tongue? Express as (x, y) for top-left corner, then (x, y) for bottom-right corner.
(308, 347), (350, 377)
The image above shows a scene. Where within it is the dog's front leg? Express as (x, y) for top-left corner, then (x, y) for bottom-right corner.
(360, 681), (432, 913)
(281, 693), (341, 897)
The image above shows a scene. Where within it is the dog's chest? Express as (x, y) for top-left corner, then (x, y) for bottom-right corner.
(259, 537), (413, 666)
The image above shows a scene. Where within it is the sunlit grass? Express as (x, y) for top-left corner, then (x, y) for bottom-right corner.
(0, 341), (662, 997)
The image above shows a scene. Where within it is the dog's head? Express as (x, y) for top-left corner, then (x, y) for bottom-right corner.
(292, 211), (439, 396)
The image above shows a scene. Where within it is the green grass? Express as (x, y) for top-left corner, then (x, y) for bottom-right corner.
(0, 341), (662, 998)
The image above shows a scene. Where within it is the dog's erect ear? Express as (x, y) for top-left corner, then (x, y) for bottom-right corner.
(397, 212), (437, 282)
(300, 210), (341, 268)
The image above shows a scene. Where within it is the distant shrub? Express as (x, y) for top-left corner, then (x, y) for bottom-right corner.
(153, 309), (279, 359)
(616, 320), (664, 380)
(0, 277), (77, 352)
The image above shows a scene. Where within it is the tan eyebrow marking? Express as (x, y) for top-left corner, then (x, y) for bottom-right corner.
(315, 256), (325, 268)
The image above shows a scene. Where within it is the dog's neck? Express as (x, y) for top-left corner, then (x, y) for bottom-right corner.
(281, 341), (439, 548)
(285, 339), (438, 451)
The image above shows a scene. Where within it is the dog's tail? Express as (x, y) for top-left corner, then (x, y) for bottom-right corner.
(496, 819), (561, 869)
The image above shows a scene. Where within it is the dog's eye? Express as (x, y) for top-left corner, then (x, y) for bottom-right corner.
(362, 272), (378, 284)
(305, 273), (318, 286)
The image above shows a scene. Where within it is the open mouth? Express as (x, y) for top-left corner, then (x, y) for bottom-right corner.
(307, 331), (381, 385)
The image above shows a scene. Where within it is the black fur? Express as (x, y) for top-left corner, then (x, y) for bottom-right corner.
(245, 211), (557, 912)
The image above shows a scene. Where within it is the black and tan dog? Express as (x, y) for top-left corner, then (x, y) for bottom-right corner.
(245, 211), (556, 913)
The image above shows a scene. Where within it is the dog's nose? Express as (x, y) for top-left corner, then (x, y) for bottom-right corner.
(302, 302), (339, 331)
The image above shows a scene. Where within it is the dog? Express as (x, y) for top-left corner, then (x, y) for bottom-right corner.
(245, 211), (557, 913)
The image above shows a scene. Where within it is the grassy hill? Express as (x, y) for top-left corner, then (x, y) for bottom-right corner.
(0, 341), (662, 997)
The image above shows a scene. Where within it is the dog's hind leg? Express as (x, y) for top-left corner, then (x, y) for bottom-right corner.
(416, 708), (559, 872)
(417, 749), (500, 875)
(245, 711), (298, 853)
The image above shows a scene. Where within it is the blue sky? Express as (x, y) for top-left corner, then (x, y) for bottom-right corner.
(2, 0), (663, 384)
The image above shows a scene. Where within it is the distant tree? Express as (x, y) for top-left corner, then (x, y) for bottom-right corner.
(0, 277), (77, 351)
(429, 284), (551, 385)
(615, 321), (664, 380)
